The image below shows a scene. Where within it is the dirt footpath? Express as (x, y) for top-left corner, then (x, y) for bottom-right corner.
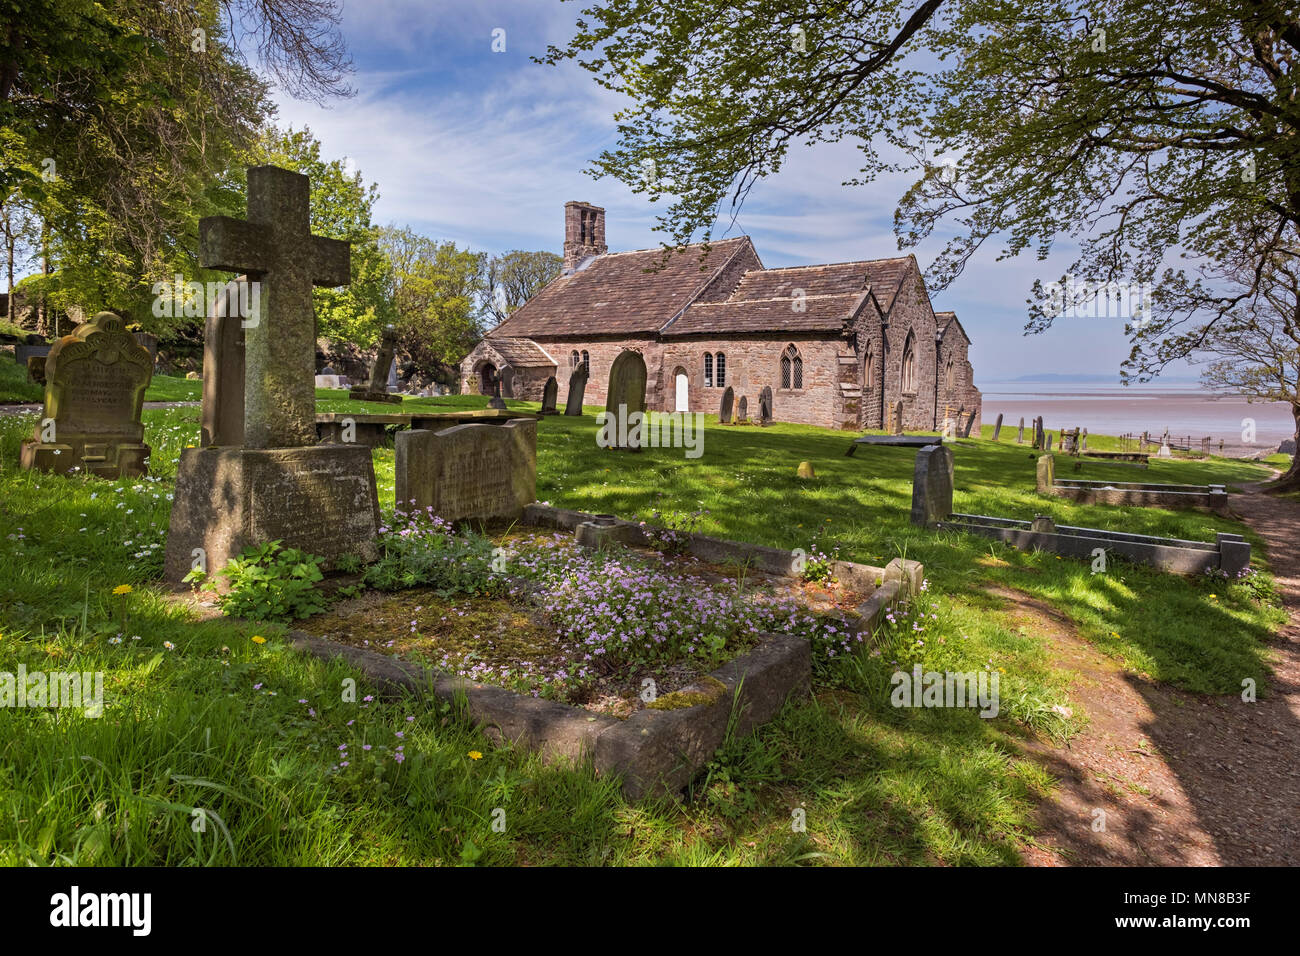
(1001, 490), (1300, 866)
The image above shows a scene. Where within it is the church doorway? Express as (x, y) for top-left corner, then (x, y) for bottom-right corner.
(478, 362), (497, 395)
(674, 367), (689, 412)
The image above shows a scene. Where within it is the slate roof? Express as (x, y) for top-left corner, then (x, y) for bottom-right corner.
(664, 292), (871, 336)
(482, 337), (556, 367)
(486, 238), (754, 337)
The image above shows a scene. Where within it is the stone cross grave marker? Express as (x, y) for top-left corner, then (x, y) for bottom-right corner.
(20, 312), (153, 478)
(564, 364), (588, 416)
(720, 385), (734, 424)
(539, 376), (559, 415)
(164, 165), (381, 584)
(199, 164), (350, 448)
(992, 413), (1003, 441)
(396, 419), (537, 522)
(910, 443), (954, 529)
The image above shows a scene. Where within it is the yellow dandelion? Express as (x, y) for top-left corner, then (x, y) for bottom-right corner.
(468, 750), (483, 760)
(112, 584), (133, 595)
(251, 635), (267, 645)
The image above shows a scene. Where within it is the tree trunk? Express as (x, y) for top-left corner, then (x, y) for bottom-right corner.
(1267, 403), (1300, 492)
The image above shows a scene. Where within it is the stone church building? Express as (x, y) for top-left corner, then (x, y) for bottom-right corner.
(460, 202), (980, 432)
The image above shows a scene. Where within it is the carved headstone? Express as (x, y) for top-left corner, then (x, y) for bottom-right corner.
(539, 376), (559, 415)
(992, 413), (1004, 441)
(910, 444), (953, 529)
(1033, 416), (1045, 450)
(395, 420), (536, 522)
(890, 400), (904, 436)
(563, 364), (588, 416)
(738, 395), (748, 422)
(758, 386), (773, 426)
(604, 350), (647, 449)
(20, 312), (153, 478)
(962, 409), (977, 438)
(720, 385), (734, 424)
(1016, 417), (1025, 444)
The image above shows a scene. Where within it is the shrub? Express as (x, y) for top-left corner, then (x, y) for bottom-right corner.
(207, 540), (327, 623)
(364, 507), (504, 597)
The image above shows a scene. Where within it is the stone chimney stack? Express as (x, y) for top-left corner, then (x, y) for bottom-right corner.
(563, 201), (606, 272)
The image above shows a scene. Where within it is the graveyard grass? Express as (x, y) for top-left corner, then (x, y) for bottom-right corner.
(0, 368), (1289, 866)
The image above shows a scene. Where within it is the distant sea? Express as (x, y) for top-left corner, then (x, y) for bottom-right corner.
(979, 379), (1294, 457)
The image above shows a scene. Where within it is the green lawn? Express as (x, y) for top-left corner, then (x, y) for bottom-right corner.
(0, 390), (1287, 866)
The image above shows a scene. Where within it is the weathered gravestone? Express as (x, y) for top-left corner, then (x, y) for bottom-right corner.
(563, 364), (588, 416)
(1016, 417), (1025, 444)
(720, 385), (734, 424)
(890, 400), (904, 435)
(738, 395), (748, 422)
(200, 277), (248, 447)
(604, 350), (648, 449)
(992, 413), (1004, 441)
(349, 325), (402, 405)
(1046, 432), (1054, 451)
(1033, 416), (1045, 450)
(758, 386), (773, 426)
(909, 444), (954, 529)
(164, 165), (381, 584)
(395, 419), (537, 522)
(1036, 453), (1055, 492)
(20, 312), (153, 478)
(539, 376), (559, 415)
(962, 408), (977, 438)
(1081, 428), (1089, 452)
(490, 366), (514, 410)
(16, 339), (50, 382)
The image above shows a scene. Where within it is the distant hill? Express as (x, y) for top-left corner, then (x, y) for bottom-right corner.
(988, 373), (1200, 385)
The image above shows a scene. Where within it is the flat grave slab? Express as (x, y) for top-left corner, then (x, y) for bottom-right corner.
(846, 434), (944, 456)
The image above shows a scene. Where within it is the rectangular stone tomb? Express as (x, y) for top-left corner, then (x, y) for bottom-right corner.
(1049, 477), (1227, 511)
(846, 434), (944, 456)
(286, 502), (925, 800)
(1081, 451), (1149, 467)
(937, 513), (1250, 576)
(163, 444), (381, 582)
(317, 412), (412, 447)
(395, 419), (537, 522)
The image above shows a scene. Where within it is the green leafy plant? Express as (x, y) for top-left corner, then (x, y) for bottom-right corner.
(208, 541), (327, 623)
(364, 509), (504, 597)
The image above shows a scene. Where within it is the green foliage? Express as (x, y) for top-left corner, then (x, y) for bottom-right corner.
(363, 510), (504, 597)
(205, 541), (327, 623)
(485, 250), (563, 323)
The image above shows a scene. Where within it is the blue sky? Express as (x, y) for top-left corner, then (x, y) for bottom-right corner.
(270, 0), (1181, 384)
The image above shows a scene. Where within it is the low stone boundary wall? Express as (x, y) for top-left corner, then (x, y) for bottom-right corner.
(316, 409), (537, 447)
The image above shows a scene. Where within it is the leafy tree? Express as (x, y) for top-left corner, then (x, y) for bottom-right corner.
(250, 126), (395, 346)
(544, 0), (1300, 477)
(484, 250), (563, 323)
(0, 0), (351, 328)
(1195, 249), (1300, 485)
(379, 225), (486, 383)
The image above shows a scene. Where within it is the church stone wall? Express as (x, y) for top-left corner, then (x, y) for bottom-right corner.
(880, 268), (940, 431)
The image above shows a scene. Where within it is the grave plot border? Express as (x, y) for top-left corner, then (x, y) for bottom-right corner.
(284, 503), (924, 800)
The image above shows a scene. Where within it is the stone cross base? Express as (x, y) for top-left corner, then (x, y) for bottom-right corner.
(21, 437), (150, 479)
(163, 444), (381, 584)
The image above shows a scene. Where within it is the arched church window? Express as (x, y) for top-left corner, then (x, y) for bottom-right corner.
(781, 345), (802, 389)
(715, 352), (726, 387)
(704, 352), (714, 387)
(581, 350), (590, 372)
(901, 332), (916, 393)
(571, 350), (580, 369)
